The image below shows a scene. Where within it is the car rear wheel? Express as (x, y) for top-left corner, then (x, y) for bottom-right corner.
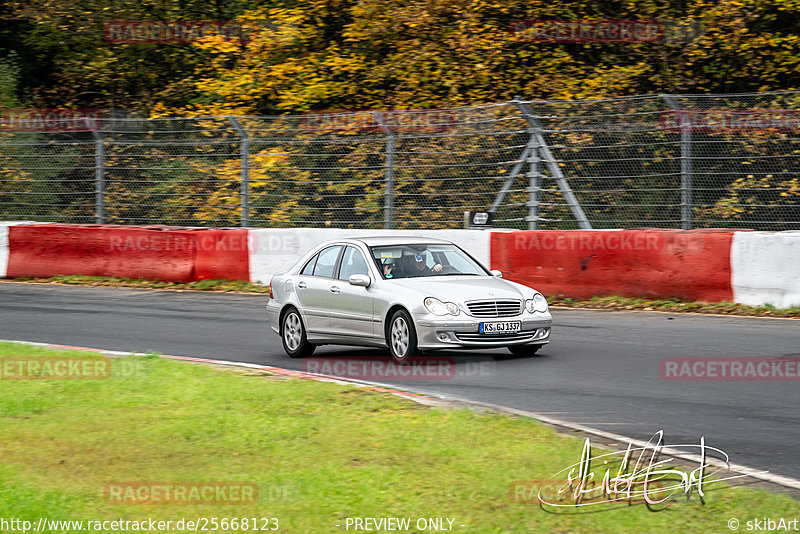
(387, 310), (418, 364)
(507, 344), (542, 357)
(281, 308), (315, 358)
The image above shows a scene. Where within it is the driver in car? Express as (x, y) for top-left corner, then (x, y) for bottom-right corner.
(406, 251), (443, 276)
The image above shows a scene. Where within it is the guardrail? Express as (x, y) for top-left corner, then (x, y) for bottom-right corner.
(2, 222), (798, 308)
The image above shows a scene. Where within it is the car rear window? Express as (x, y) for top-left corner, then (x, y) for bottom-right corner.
(300, 254), (317, 275)
(313, 245), (342, 278)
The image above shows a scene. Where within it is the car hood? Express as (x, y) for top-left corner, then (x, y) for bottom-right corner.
(386, 276), (528, 302)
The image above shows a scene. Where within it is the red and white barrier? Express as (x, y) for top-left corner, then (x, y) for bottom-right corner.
(1, 221), (798, 309)
(731, 231), (800, 309)
(191, 229), (250, 282)
(7, 224), (197, 282)
(1, 221), (45, 279)
(490, 229), (736, 303)
(0, 223), (9, 278)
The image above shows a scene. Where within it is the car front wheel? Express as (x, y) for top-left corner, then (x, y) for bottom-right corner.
(387, 310), (418, 364)
(281, 308), (315, 358)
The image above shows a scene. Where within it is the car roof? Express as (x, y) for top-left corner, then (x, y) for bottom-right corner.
(346, 235), (454, 247)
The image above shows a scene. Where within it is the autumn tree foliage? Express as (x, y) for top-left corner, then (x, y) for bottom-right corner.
(154, 0), (800, 115)
(1, 0), (799, 228)
(1, 0), (798, 112)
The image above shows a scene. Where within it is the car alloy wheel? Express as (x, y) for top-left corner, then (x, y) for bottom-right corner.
(388, 310), (418, 363)
(281, 308), (315, 358)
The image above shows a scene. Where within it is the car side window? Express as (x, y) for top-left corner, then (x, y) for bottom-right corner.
(313, 245), (342, 278)
(300, 254), (318, 276)
(338, 246), (370, 280)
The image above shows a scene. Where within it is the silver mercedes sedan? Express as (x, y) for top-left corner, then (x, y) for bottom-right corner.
(266, 236), (552, 363)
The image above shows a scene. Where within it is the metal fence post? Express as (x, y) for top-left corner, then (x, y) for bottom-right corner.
(384, 134), (396, 229)
(88, 120), (105, 224)
(226, 116), (250, 227)
(373, 112), (396, 229)
(660, 94), (693, 230)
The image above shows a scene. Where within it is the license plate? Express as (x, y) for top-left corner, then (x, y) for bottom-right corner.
(479, 321), (521, 334)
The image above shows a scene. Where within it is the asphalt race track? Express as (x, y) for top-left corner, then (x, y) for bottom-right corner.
(2, 282), (799, 481)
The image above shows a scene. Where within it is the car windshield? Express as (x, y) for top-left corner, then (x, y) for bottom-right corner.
(370, 244), (488, 279)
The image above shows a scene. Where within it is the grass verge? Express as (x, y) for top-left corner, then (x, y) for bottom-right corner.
(10, 275), (269, 293)
(0, 342), (797, 533)
(6, 275), (799, 318)
(548, 295), (800, 318)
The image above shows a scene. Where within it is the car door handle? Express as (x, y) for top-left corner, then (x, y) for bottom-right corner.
(330, 286), (340, 294)
(297, 281), (307, 289)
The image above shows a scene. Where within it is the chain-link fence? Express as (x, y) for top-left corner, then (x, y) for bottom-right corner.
(1, 91), (799, 230)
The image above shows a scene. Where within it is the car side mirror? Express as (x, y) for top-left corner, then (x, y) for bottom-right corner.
(490, 269), (503, 278)
(349, 274), (371, 287)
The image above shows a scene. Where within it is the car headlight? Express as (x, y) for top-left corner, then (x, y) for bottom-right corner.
(424, 297), (461, 316)
(525, 293), (548, 313)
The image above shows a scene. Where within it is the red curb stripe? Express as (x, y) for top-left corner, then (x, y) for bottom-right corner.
(1, 340), (435, 401)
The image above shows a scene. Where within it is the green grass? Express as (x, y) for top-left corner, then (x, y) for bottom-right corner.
(548, 295), (800, 318)
(0, 342), (798, 532)
(11, 275), (269, 293)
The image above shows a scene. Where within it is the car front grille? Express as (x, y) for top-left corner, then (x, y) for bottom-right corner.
(465, 299), (522, 318)
(455, 330), (537, 343)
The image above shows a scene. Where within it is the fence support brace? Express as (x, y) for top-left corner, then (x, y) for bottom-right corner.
(527, 138), (541, 230)
(490, 138), (536, 217)
(226, 116), (250, 227)
(513, 98), (592, 229)
(492, 99), (592, 229)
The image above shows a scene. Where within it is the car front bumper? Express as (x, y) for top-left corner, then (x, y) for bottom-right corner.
(413, 313), (552, 350)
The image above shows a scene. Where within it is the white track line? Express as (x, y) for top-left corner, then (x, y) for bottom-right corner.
(3, 338), (799, 491)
